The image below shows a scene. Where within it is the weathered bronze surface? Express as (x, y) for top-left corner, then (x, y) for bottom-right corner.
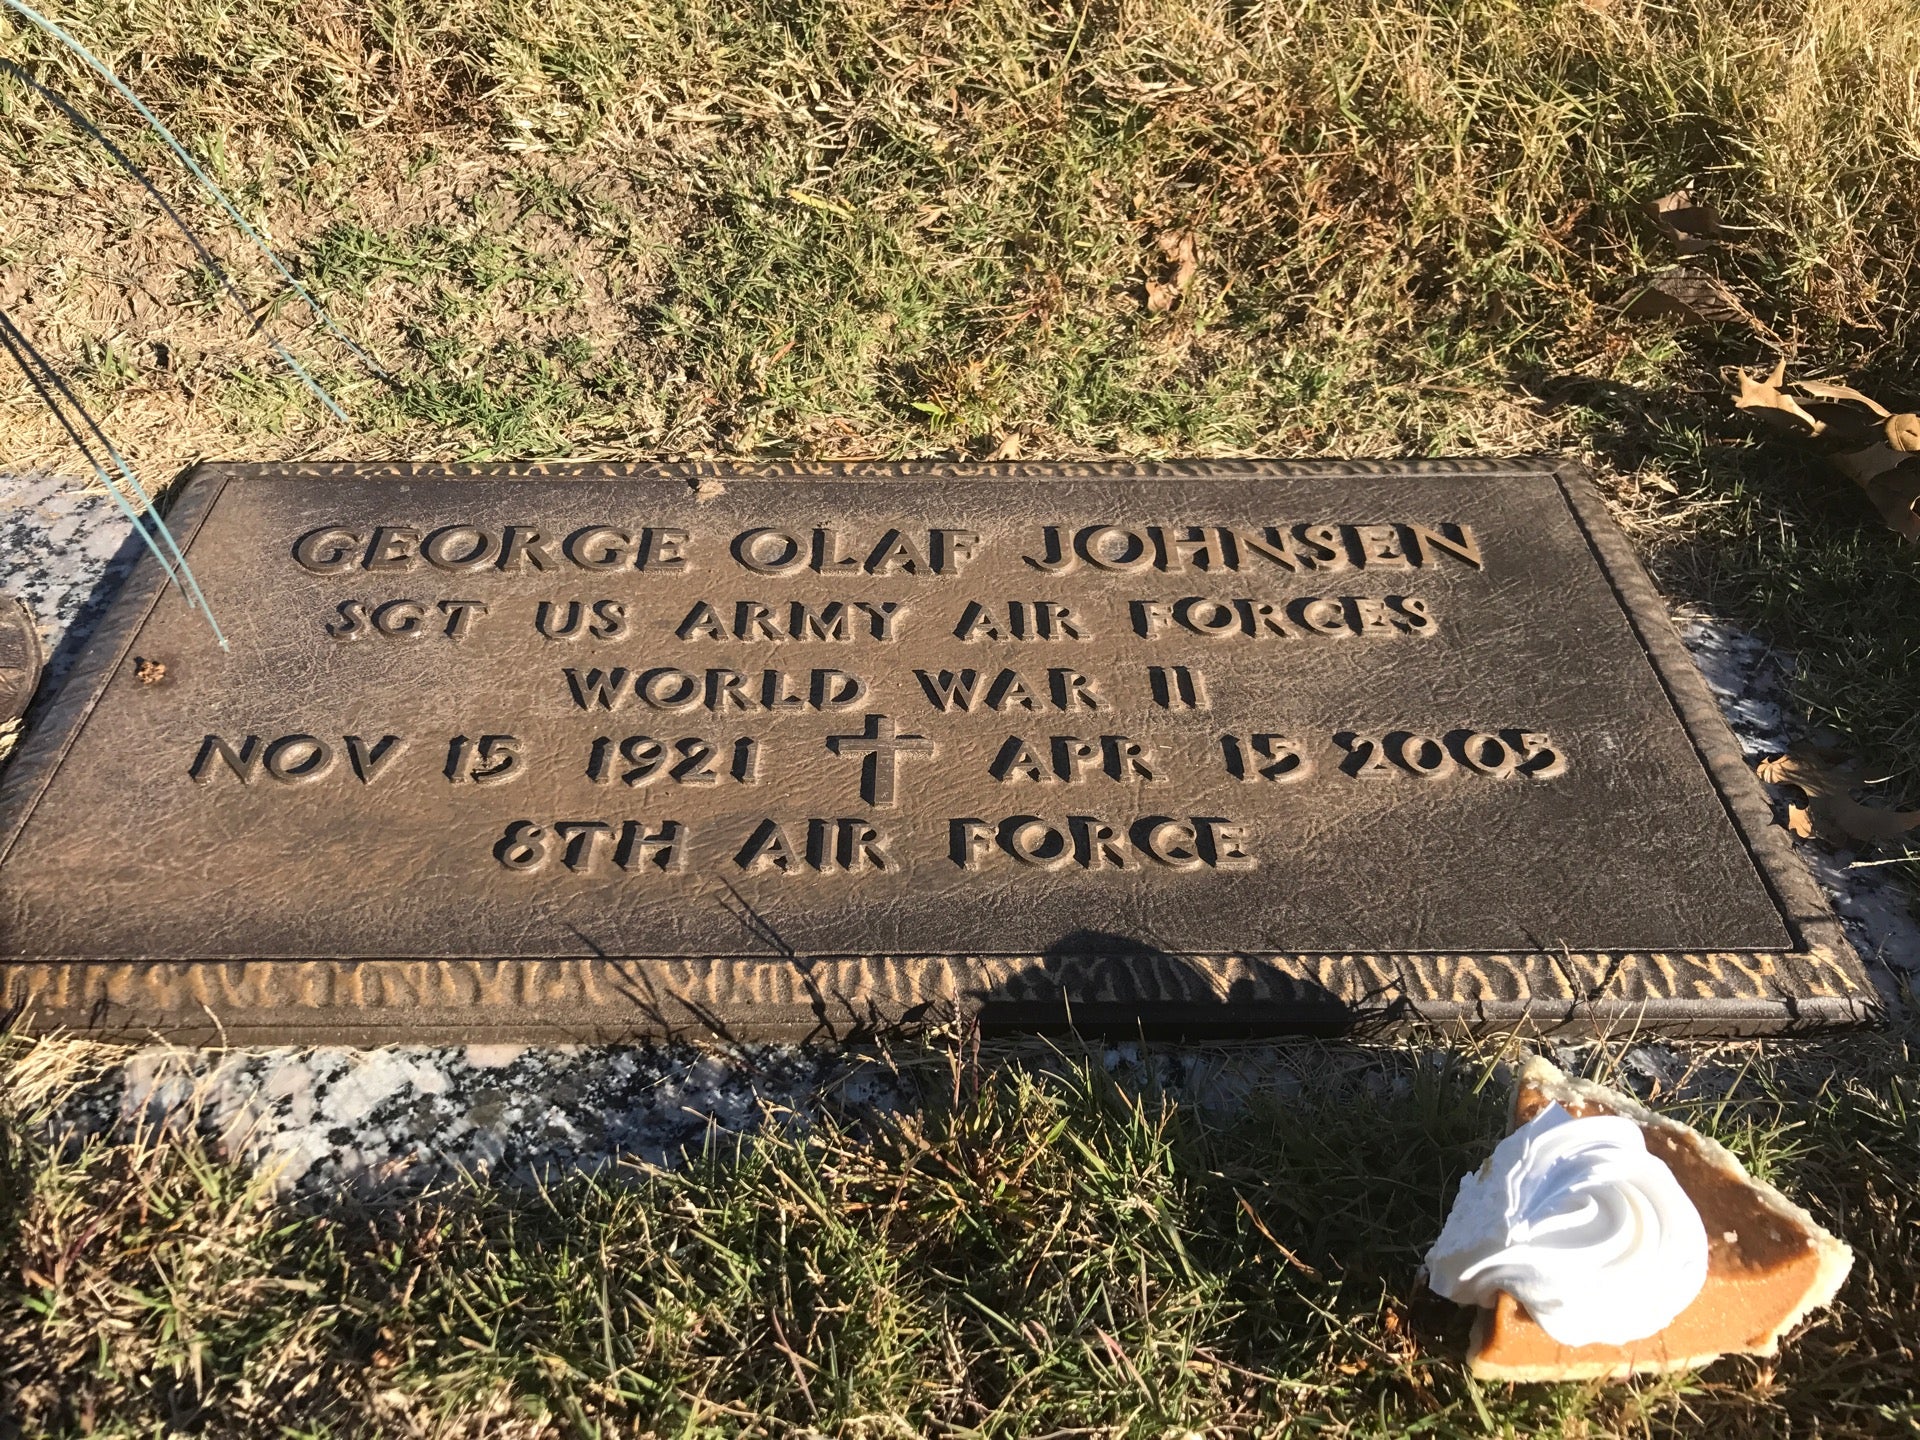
(0, 459), (1874, 1041)
(0, 596), (41, 725)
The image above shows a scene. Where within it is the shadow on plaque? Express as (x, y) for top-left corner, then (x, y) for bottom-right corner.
(971, 929), (1406, 1040)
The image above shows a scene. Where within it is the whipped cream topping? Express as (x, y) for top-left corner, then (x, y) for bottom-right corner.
(1426, 1102), (1710, 1348)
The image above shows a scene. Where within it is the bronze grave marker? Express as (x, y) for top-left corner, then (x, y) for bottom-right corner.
(0, 459), (1873, 1040)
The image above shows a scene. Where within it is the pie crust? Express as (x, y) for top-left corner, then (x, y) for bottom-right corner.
(1464, 1057), (1852, 1381)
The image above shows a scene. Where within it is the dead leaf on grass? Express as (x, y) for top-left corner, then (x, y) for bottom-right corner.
(1729, 364), (1920, 540)
(1645, 189), (1731, 256)
(1623, 267), (1750, 327)
(1795, 379), (1891, 417)
(1732, 359), (1825, 434)
(1756, 751), (1920, 844)
(1145, 229), (1197, 313)
(1784, 381), (1896, 448)
(1833, 453), (1920, 541)
(1157, 228), (1197, 270)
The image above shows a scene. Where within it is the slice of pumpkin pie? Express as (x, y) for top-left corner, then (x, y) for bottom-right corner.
(1426, 1056), (1851, 1382)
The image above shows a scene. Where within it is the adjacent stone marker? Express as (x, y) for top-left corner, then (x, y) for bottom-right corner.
(0, 460), (1873, 1041)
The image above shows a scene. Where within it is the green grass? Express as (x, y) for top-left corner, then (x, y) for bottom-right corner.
(3, 1031), (1918, 1437)
(1, 1031), (1916, 1437)
(2, 0), (1920, 1430)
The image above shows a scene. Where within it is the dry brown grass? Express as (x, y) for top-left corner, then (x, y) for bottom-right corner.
(3, 0), (1919, 467)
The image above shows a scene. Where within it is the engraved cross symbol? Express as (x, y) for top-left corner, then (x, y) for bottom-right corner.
(826, 713), (935, 808)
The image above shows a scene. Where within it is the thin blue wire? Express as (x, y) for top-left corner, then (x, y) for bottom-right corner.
(0, 322), (174, 583)
(0, 308), (229, 650)
(0, 308), (227, 647)
(0, 310), (175, 584)
(0, 0), (388, 383)
(65, 402), (230, 651)
(0, 59), (348, 423)
(0, 304), (209, 637)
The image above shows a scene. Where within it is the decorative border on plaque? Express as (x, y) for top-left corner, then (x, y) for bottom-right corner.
(0, 942), (1870, 1044)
